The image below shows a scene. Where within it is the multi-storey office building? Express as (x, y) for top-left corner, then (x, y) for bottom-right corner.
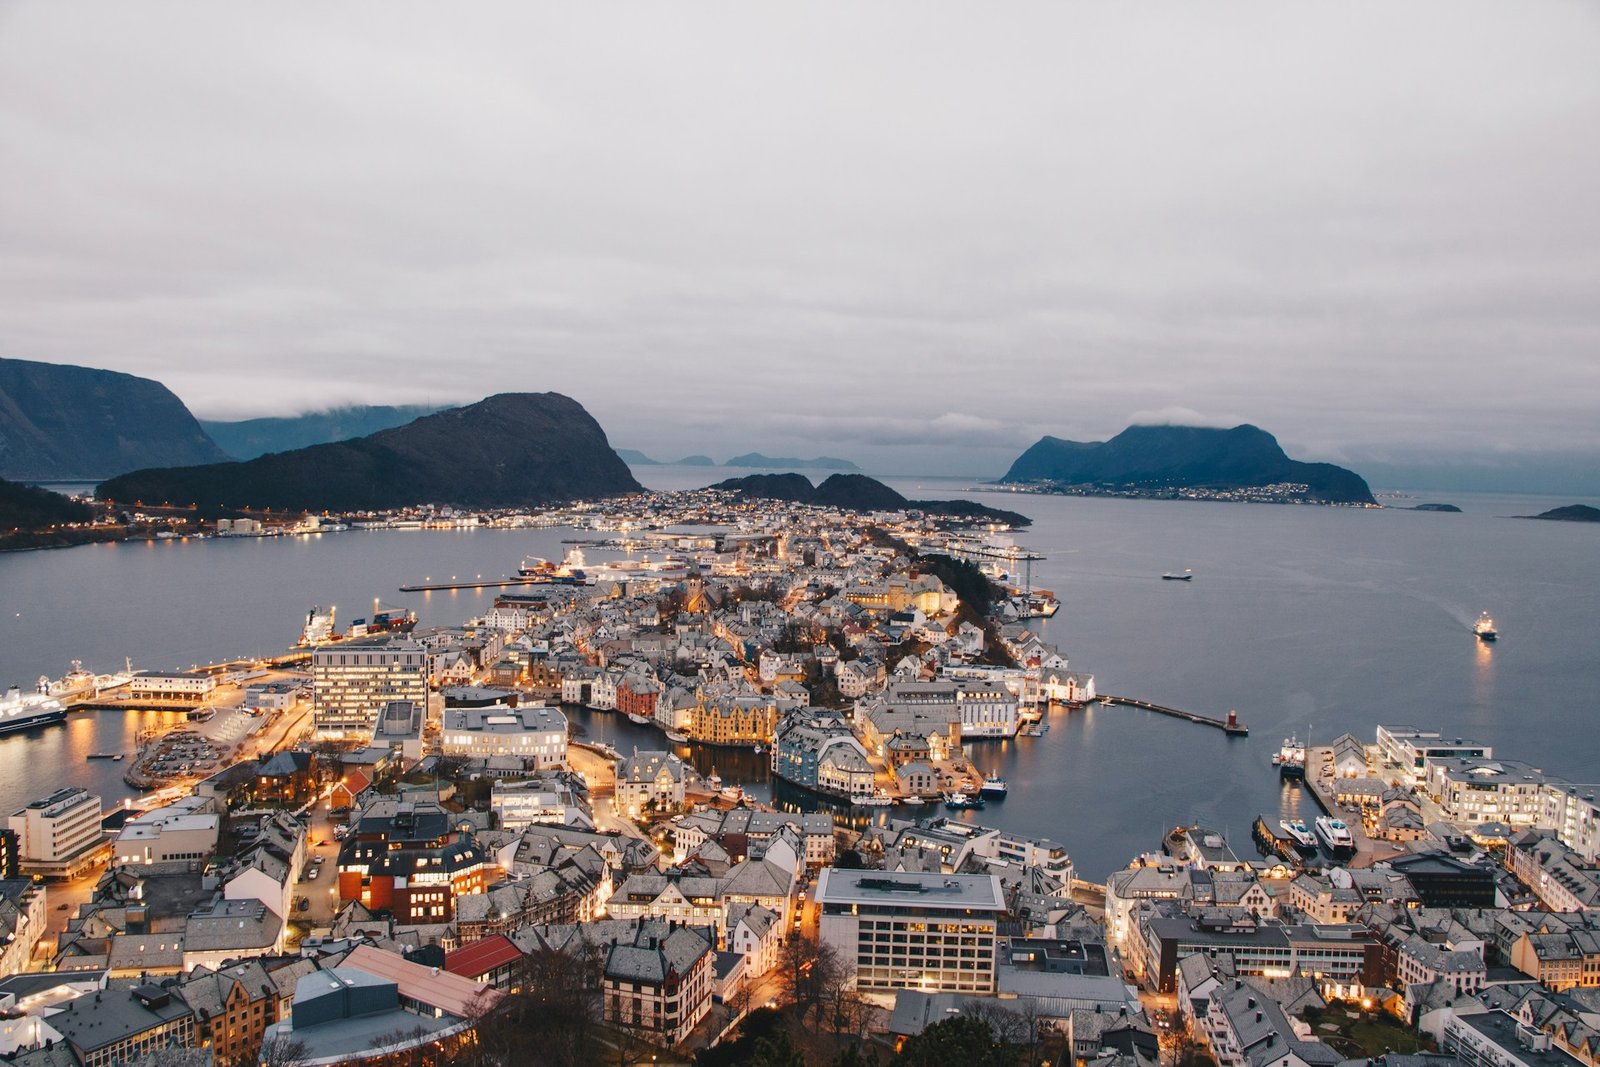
(312, 638), (427, 739)
(816, 868), (1005, 994)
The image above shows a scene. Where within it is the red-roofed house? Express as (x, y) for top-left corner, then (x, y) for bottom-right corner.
(331, 769), (372, 810)
(445, 933), (525, 992)
(343, 943), (501, 1018)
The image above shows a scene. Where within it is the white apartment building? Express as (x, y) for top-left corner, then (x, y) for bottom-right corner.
(311, 638), (428, 739)
(127, 671), (217, 703)
(441, 704), (567, 768)
(816, 868), (1005, 995)
(112, 808), (219, 867)
(9, 788), (103, 875)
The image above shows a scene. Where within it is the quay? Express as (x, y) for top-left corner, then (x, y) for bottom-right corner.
(398, 575), (554, 592)
(1100, 695), (1248, 735)
(1299, 744), (1384, 863)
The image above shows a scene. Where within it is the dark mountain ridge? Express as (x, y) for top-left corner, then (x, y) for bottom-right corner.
(99, 393), (642, 512)
(0, 357), (230, 480)
(712, 472), (1030, 526)
(1003, 424), (1374, 504)
(201, 404), (443, 460)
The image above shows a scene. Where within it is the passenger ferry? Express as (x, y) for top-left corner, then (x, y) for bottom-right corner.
(1279, 819), (1319, 854)
(1315, 816), (1357, 856)
(1474, 612), (1498, 642)
(0, 688), (68, 735)
(979, 776), (1009, 798)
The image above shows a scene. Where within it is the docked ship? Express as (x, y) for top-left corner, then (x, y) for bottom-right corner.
(851, 790), (894, 807)
(1011, 590), (1060, 619)
(0, 688), (68, 735)
(1279, 819), (1319, 854)
(664, 729), (689, 744)
(1315, 815), (1357, 857)
(299, 603), (417, 646)
(519, 549), (591, 584)
(1273, 736), (1307, 780)
(943, 792), (985, 810)
(626, 713), (653, 726)
(979, 776), (1009, 798)
(1474, 612), (1498, 642)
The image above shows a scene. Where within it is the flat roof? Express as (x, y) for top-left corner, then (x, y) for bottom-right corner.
(815, 868), (1005, 911)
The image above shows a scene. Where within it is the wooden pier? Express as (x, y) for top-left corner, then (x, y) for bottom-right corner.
(1100, 695), (1249, 736)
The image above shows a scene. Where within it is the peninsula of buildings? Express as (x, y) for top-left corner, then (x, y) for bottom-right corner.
(1, 488), (1597, 1067)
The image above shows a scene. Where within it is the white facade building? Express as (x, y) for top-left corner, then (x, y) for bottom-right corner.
(441, 704), (567, 768)
(9, 788), (103, 874)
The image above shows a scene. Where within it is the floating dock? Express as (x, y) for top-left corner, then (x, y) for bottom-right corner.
(1100, 695), (1249, 735)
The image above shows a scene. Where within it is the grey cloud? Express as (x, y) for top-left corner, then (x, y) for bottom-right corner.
(0, 2), (1596, 484)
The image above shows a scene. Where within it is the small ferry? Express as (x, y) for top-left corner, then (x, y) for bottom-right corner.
(1273, 736), (1307, 780)
(979, 776), (1009, 798)
(1315, 815), (1357, 856)
(1474, 612), (1498, 642)
(943, 792), (986, 810)
(1280, 819), (1319, 854)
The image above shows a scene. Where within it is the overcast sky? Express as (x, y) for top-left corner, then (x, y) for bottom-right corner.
(2, 3), (1597, 480)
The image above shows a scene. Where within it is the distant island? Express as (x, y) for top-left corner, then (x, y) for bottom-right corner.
(1002, 424), (1375, 505)
(0, 357), (230, 480)
(99, 393), (643, 512)
(617, 450), (717, 467)
(724, 452), (861, 471)
(201, 404), (442, 460)
(713, 472), (1030, 527)
(1518, 504), (1600, 523)
(1408, 503), (1462, 512)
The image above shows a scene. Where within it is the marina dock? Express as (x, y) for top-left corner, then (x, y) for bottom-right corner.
(1100, 695), (1249, 735)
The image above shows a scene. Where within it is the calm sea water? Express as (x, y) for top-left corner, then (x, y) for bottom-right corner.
(1, 467), (1596, 878)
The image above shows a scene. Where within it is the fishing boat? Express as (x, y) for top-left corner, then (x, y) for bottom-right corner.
(943, 792), (986, 810)
(1274, 736), (1306, 780)
(1474, 612), (1498, 642)
(706, 769), (723, 791)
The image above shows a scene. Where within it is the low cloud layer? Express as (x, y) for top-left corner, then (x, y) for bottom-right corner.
(1, 3), (1596, 482)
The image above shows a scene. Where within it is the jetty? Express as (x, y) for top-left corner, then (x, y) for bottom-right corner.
(398, 576), (556, 593)
(1100, 695), (1249, 736)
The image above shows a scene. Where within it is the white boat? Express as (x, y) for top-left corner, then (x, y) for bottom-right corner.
(852, 793), (893, 807)
(1315, 815), (1356, 855)
(979, 776), (1008, 798)
(706, 771), (723, 791)
(664, 730), (689, 744)
(899, 795), (925, 805)
(752, 744), (764, 755)
(1279, 819), (1318, 853)
(627, 713), (652, 726)
(718, 785), (744, 803)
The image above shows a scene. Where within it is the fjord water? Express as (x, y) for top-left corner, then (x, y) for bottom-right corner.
(1, 468), (1595, 878)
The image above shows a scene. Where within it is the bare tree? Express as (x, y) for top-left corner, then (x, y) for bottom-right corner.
(258, 1035), (311, 1067)
(777, 931), (847, 1028)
